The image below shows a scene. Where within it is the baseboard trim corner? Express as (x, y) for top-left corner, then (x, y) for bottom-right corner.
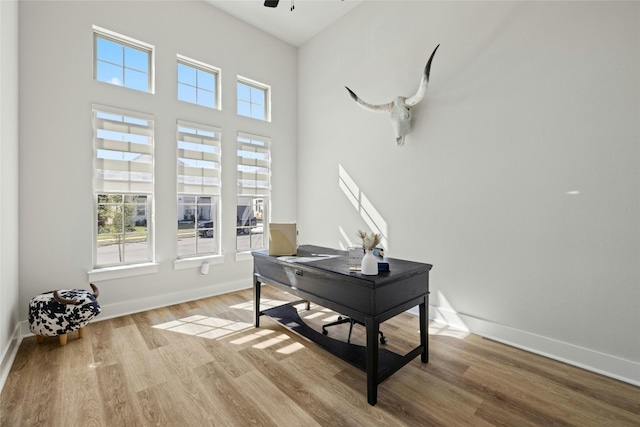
(0, 322), (23, 394)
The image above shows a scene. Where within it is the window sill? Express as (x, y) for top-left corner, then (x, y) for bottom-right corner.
(88, 262), (159, 282)
(174, 254), (225, 271)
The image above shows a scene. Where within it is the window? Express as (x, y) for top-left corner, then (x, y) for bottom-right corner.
(177, 56), (220, 109)
(93, 26), (153, 93)
(237, 133), (270, 251)
(237, 77), (270, 121)
(93, 105), (154, 267)
(177, 121), (222, 257)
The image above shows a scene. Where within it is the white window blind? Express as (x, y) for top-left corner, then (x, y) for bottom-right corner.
(177, 121), (222, 195)
(237, 132), (271, 196)
(93, 105), (154, 193)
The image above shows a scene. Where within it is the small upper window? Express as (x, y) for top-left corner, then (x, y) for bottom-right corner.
(178, 55), (220, 109)
(237, 77), (270, 121)
(93, 26), (153, 93)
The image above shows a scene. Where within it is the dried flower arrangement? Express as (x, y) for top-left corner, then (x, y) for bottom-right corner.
(358, 229), (381, 251)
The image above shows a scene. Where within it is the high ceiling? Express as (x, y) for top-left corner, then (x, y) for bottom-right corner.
(204, 0), (364, 47)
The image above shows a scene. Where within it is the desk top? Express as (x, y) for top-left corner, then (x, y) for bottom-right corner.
(252, 244), (432, 288)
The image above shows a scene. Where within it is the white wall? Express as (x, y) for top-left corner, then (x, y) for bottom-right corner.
(298, 1), (639, 383)
(0, 0), (21, 388)
(18, 1), (297, 320)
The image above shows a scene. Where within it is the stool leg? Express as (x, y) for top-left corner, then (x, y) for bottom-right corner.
(36, 335), (44, 344)
(59, 334), (68, 346)
(78, 327), (85, 339)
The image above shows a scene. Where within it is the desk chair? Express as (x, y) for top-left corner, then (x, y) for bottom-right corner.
(322, 315), (388, 344)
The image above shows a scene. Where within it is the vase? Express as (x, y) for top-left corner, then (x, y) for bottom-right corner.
(360, 250), (378, 275)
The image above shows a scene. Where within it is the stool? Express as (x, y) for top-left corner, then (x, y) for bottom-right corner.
(28, 284), (101, 346)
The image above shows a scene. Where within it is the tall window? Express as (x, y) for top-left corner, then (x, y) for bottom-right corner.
(177, 121), (222, 257)
(237, 76), (270, 121)
(93, 26), (153, 93)
(93, 105), (154, 267)
(177, 56), (220, 109)
(237, 133), (270, 251)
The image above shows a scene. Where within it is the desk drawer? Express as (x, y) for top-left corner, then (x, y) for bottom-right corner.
(254, 258), (373, 316)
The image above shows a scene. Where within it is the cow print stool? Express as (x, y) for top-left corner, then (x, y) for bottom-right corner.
(28, 284), (101, 346)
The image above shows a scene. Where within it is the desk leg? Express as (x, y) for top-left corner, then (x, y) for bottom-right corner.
(365, 316), (379, 406)
(419, 295), (428, 363)
(254, 275), (261, 328)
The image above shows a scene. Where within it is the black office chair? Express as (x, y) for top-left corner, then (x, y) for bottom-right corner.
(322, 315), (387, 344)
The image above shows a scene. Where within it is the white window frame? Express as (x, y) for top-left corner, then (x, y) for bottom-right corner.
(176, 120), (222, 260)
(92, 104), (155, 271)
(93, 25), (155, 94)
(177, 55), (221, 110)
(236, 132), (271, 253)
(237, 76), (271, 122)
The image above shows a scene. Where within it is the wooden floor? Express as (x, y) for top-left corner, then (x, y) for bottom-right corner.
(1, 285), (639, 427)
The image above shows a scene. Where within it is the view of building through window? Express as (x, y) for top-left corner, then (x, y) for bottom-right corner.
(236, 198), (265, 251)
(177, 195), (218, 257)
(96, 194), (150, 266)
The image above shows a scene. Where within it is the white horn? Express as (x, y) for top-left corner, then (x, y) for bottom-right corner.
(345, 87), (393, 112)
(405, 44), (440, 107)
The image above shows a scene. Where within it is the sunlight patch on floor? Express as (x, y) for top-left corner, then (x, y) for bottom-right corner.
(229, 329), (275, 345)
(153, 314), (253, 340)
(277, 342), (305, 354)
(252, 333), (290, 349)
(301, 311), (326, 320)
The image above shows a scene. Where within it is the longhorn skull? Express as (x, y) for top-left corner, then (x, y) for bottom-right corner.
(345, 44), (439, 146)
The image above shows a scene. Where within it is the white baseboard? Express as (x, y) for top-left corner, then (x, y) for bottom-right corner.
(98, 278), (252, 322)
(20, 279), (252, 337)
(0, 322), (23, 394)
(421, 304), (640, 387)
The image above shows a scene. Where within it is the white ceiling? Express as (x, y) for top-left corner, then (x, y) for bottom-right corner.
(204, 0), (364, 47)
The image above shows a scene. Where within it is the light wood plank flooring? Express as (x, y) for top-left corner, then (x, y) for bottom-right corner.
(2, 285), (639, 426)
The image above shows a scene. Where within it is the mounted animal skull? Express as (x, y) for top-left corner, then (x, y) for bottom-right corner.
(345, 44), (439, 146)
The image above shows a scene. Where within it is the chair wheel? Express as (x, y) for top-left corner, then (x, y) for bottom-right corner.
(380, 336), (387, 344)
(322, 329), (328, 335)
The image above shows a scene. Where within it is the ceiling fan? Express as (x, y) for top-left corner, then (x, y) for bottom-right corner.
(264, 0), (296, 11)
(264, 0), (344, 11)
(264, 0), (343, 11)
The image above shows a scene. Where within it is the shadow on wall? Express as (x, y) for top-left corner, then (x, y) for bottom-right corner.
(337, 164), (388, 249)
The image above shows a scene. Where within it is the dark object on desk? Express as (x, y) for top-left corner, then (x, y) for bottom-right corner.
(377, 262), (390, 272)
(252, 244), (432, 405)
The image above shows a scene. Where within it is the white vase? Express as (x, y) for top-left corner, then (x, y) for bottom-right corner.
(360, 250), (378, 275)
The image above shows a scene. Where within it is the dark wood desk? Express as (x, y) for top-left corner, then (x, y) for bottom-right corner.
(252, 244), (432, 405)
